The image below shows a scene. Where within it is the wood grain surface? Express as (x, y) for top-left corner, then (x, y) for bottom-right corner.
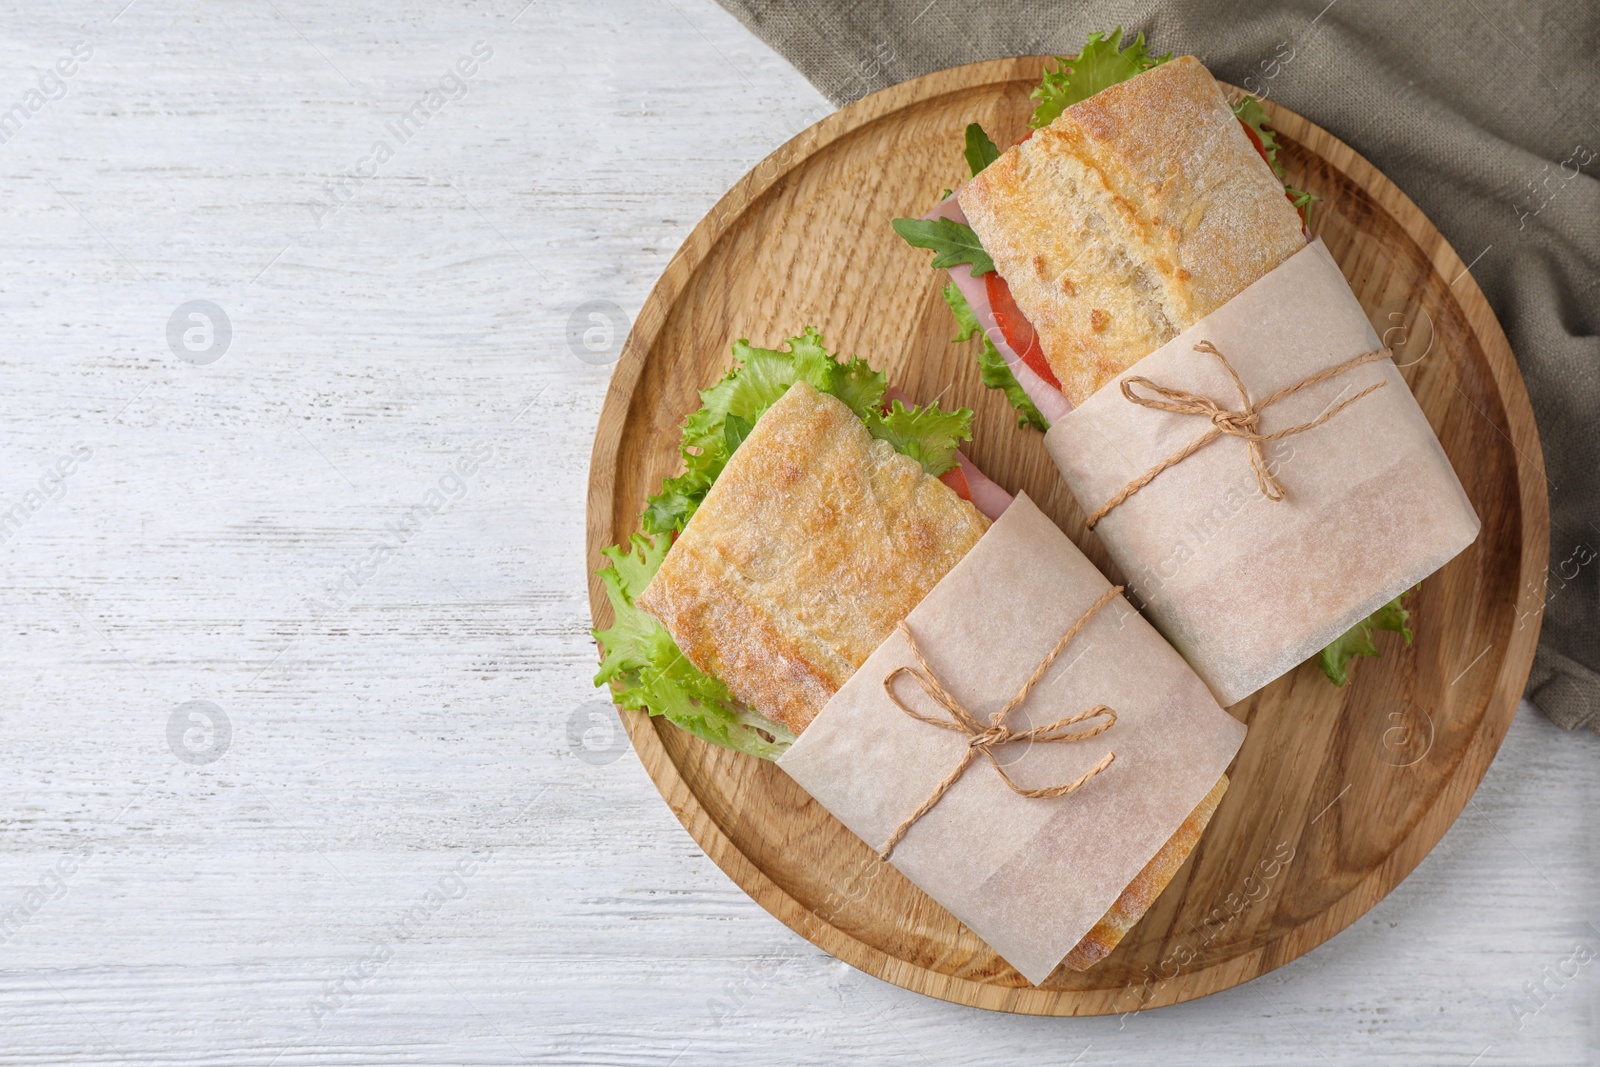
(5, 1), (1592, 1062)
(586, 56), (1549, 1014)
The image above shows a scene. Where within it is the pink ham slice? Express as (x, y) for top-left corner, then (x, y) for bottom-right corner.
(924, 195), (1073, 424)
(951, 449), (1012, 521)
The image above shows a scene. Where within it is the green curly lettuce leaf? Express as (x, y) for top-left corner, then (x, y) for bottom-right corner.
(941, 282), (1048, 431)
(890, 217), (995, 276)
(638, 327), (887, 536)
(826, 350), (891, 417)
(592, 535), (795, 759)
(1233, 95), (1323, 225)
(599, 329), (977, 759)
(1231, 95), (1283, 176)
(862, 400), (973, 476)
(1030, 28), (1171, 129)
(964, 122), (1001, 177)
(1318, 591), (1415, 686)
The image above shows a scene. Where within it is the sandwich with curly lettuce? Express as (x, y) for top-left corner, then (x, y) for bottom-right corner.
(591, 329), (1232, 972)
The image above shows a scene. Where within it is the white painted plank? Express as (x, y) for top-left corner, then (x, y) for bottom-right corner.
(0, 0), (1594, 1063)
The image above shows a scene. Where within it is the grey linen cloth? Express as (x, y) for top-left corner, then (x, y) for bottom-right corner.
(712, 0), (1600, 734)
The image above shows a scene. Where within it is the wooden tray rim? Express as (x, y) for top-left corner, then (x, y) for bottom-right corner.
(584, 55), (1549, 1015)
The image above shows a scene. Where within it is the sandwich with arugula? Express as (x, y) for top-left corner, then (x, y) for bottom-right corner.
(894, 29), (1407, 689)
(894, 29), (1318, 424)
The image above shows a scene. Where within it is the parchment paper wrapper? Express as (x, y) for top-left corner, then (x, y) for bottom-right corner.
(1045, 240), (1480, 706)
(778, 494), (1245, 985)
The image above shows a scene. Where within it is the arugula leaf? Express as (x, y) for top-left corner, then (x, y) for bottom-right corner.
(1232, 95), (1283, 176)
(964, 122), (1001, 177)
(863, 400), (973, 476)
(593, 535), (795, 759)
(941, 283), (1048, 431)
(639, 328), (887, 536)
(1318, 590), (1415, 686)
(1030, 28), (1171, 129)
(891, 217), (995, 276)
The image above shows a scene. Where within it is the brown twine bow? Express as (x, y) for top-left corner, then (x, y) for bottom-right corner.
(1084, 341), (1392, 530)
(875, 585), (1124, 861)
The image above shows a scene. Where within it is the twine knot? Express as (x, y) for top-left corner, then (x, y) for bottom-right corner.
(1085, 340), (1391, 530)
(874, 585), (1125, 861)
(969, 725), (1014, 749)
(1209, 408), (1260, 435)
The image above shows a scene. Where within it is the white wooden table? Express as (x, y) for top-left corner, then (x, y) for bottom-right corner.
(1, 1), (1594, 1063)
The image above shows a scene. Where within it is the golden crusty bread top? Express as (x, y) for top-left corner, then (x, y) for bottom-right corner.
(637, 380), (990, 736)
(958, 56), (1306, 406)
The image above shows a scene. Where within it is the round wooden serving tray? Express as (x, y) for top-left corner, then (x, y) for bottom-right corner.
(585, 57), (1547, 1015)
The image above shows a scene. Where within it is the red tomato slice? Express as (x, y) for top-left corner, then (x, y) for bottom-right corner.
(1239, 117), (1309, 227)
(939, 464), (973, 501)
(984, 271), (1062, 392)
(1239, 117), (1270, 166)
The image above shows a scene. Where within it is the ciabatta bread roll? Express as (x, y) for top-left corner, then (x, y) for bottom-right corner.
(639, 381), (990, 736)
(958, 56), (1305, 406)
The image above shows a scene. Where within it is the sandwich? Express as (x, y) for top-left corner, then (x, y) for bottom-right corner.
(593, 328), (996, 756)
(957, 51), (1308, 408)
(895, 30), (1318, 420)
(592, 329), (1229, 970)
(894, 29), (1410, 688)
(636, 376), (991, 739)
